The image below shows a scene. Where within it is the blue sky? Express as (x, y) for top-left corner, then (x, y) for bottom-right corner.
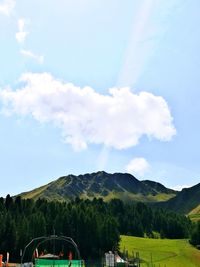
(0, 0), (200, 197)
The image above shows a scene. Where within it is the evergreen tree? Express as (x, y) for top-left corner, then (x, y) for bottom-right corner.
(190, 221), (200, 246)
(0, 195), (192, 260)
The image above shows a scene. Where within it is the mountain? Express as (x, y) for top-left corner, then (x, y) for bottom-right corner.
(141, 180), (176, 198)
(18, 171), (200, 215)
(19, 171), (177, 202)
(158, 182), (200, 214)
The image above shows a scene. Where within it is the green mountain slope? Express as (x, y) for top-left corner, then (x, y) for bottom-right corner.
(19, 171), (177, 202)
(158, 183), (200, 214)
(120, 235), (200, 267)
(141, 180), (176, 195)
(141, 180), (177, 201)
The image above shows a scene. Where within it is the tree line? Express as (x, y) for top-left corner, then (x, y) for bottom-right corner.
(0, 195), (192, 261)
(190, 221), (200, 247)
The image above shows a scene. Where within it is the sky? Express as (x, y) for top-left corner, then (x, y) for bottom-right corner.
(0, 0), (200, 197)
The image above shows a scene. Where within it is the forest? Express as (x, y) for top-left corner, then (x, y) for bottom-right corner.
(0, 195), (193, 261)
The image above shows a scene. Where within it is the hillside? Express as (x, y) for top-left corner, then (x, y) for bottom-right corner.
(141, 180), (176, 201)
(158, 182), (200, 214)
(120, 235), (200, 267)
(19, 171), (177, 202)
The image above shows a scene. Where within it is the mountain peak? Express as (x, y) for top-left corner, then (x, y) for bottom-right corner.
(19, 171), (177, 203)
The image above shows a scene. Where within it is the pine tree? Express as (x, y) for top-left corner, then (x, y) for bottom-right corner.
(190, 221), (200, 246)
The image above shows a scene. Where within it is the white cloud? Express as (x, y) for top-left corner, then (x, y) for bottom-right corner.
(125, 157), (150, 176)
(20, 50), (44, 64)
(0, 0), (15, 16)
(16, 18), (29, 43)
(16, 20), (44, 65)
(0, 72), (176, 150)
(172, 184), (192, 191)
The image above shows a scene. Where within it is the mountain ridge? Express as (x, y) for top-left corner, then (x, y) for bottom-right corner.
(157, 182), (200, 214)
(18, 171), (200, 215)
(19, 171), (177, 203)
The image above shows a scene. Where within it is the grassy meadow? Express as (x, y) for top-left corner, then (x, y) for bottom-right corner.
(189, 214), (200, 222)
(120, 235), (200, 267)
(189, 205), (200, 222)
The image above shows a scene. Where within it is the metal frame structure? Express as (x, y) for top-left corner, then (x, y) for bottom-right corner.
(21, 235), (81, 264)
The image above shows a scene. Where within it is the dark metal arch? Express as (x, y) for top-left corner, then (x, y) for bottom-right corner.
(21, 235), (81, 264)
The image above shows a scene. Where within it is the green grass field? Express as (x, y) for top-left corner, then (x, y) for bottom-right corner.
(189, 204), (200, 222)
(189, 214), (200, 222)
(120, 235), (200, 267)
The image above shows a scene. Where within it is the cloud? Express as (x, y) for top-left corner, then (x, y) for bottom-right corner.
(172, 184), (192, 191)
(0, 72), (176, 150)
(16, 18), (29, 43)
(125, 157), (150, 176)
(16, 20), (44, 65)
(0, 0), (15, 16)
(20, 50), (44, 64)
